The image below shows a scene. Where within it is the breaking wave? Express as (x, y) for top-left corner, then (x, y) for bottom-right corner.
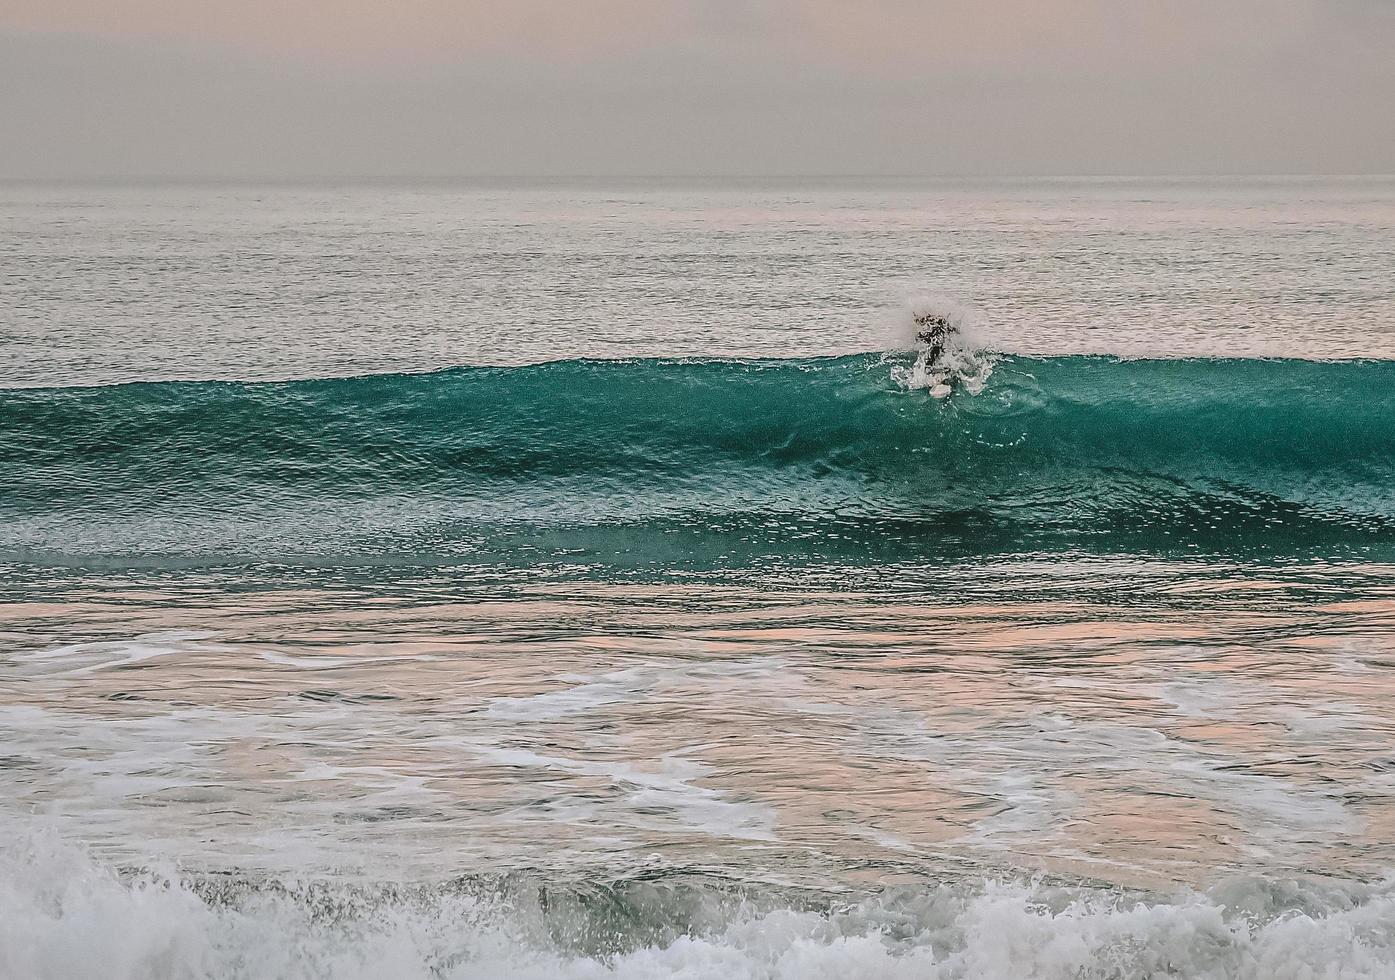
(4, 830), (1394, 980)
(3, 353), (1394, 569)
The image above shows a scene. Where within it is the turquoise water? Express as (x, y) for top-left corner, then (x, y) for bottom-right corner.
(3, 179), (1395, 979)
(6, 355), (1395, 567)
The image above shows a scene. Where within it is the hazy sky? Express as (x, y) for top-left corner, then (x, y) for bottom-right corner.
(3, 0), (1393, 177)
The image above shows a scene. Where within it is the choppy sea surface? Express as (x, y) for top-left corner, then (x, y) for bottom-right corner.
(3, 177), (1395, 978)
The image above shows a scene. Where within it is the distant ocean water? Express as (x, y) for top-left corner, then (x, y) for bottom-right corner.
(3, 177), (1395, 978)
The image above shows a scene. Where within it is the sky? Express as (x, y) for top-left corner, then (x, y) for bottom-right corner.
(2, 0), (1393, 177)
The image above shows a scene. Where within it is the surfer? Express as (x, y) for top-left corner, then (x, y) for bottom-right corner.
(914, 312), (954, 368)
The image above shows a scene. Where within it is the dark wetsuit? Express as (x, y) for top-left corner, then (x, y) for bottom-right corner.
(914, 313), (953, 368)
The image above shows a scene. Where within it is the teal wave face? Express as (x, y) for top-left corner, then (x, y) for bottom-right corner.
(4, 355), (1394, 570)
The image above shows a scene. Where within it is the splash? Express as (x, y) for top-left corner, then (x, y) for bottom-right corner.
(889, 295), (997, 396)
(3, 828), (1394, 980)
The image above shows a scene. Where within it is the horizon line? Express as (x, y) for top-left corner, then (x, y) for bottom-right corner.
(4, 171), (1395, 184)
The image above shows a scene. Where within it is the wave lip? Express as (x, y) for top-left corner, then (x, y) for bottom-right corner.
(3, 354), (1395, 568)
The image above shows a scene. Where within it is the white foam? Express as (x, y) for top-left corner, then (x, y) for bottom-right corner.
(482, 668), (650, 721)
(3, 827), (1394, 980)
(481, 661), (783, 722)
(469, 745), (777, 842)
(887, 293), (998, 396)
(11, 630), (226, 677)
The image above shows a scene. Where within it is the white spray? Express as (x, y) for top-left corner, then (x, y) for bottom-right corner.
(887, 294), (996, 398)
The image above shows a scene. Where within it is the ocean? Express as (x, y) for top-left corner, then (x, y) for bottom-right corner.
(3, 176), (1395, 978)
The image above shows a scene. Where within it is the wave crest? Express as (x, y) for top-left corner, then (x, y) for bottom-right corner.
(4, 829), (1393, 980)
(3, 355), (1395, 567)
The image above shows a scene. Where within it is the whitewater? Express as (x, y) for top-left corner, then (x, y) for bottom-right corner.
(3, 177), (1395, 979)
